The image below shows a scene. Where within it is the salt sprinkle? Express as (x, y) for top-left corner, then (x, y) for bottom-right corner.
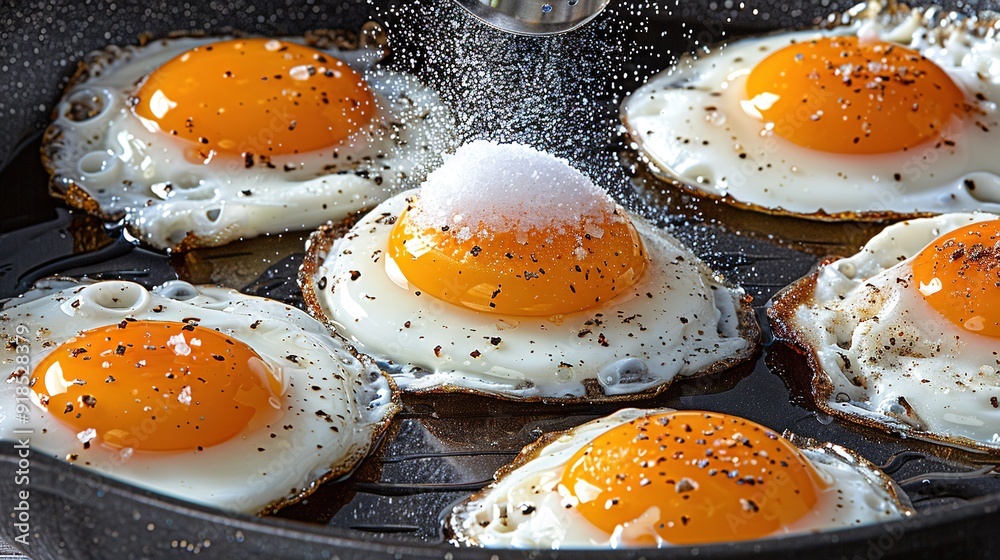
(177, 386), (192, 406)
(77, 428), (97, 444)
(167, 333), (192, 357)
(408, 141), (618, 242)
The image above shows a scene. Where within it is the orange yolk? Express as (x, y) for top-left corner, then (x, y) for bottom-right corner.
(560, 411), (825, 546)
(911, 220), (1000, 338)
(31, 321), (283, 452)
(132, 38), (375, 158)
(387, 201), (648, 317)
(745, 36), (965, 154)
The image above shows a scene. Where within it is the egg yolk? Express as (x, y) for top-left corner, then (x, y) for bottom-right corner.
(559, 411), (825, 545)
(132, 38), (375, 157)
(31, 321), (283, 452)
(911, 220), (1000, 338)
(386, 201), (648, 317)
(744, 36), (965, 154)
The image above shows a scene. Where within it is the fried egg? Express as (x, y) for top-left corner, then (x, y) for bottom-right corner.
(300, 141), (758, 401)
(769, 212), (1000, 453)
(0, 279), (398, 513)
(43, 33), (454, 251)
(448, 408), (912, 548)
(622, 5), (1000, 219)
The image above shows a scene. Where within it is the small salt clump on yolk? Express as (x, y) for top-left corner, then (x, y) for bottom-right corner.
(559, 411), (824, 545)
(132, 38), (375, 159)
(744, 36), (966, 154)
(910, 219), (1000, 337)
(387, 142), (648, 317)
(447, 408), (911, 548)
(32, 321), (282, 452)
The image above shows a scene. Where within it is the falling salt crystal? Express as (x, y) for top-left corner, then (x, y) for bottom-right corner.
(189, 338), (202, 347)
(178, 386), (193, 406)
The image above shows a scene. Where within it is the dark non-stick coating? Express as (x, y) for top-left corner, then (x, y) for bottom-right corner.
(1, 0), (999, 558)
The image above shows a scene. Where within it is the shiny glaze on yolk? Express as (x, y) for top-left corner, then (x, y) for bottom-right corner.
(911, 220), (1000, 338)
(745, 36), (965, 154)
(31, 321), (283, 452)
(132, 38), (375, 158)
(559, 411), (825, 545)
(386, 201), (648, 317)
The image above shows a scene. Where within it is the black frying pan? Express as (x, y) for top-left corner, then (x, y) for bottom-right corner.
(1, 0), (998, 558)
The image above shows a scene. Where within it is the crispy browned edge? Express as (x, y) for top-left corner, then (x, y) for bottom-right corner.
(40, 28), (373, 254)
(297, 213), (762, 404)
(256, 365), (401, 516)
(782, 431), (915, 516)
(620, 2), (1000, 224)
(767, 260), (1000, 458)
(441, 410), (597, 546)
(619, 129), (939, 224)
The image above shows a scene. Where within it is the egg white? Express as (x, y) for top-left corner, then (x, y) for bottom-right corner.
(0, 279), (398, 513)
(769, 212), (1000, 453)
(43, 34), (455, 251)
(622, 7), (1000, 218)
(301, 189), (758, 401)
(448, 408), (912, 548)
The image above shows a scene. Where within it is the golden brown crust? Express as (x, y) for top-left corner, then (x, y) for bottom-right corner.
(443, 410), (607, 545)
(255, 366), (400, 516)
(255, 219), (401, 513)
(298, 213), (762, 404)
(767, 259), (1000, 458)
